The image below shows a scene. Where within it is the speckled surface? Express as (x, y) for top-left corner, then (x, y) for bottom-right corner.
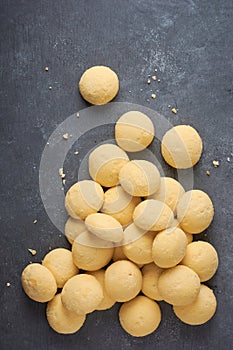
(0, 0), (233, 349)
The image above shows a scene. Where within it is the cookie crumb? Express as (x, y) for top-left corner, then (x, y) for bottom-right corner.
(147, 79), (151, 84)
(62, 133), (69, 140)
(206, 170), (210, 176)
(6, 282), (11, 287)
(227, 157), (230, 162)
(49, 86), (52, 90)
(140, 88), (143, 91)
(28, 248), (37, 256)
(213, 160), (219, 167)
(154, 68), (158, 72)
(152, 75), (157, 81)
(33, 219), (37, 224)
(158, 79), (161, 83)
(74, 151), (79, 155)
(49, 246), (52, 250)
(59, 168), (65, 179)
(46, 142), (50, 145)
(45, 67), (49, 71)
(62, 179), (66, 185)
(168, 105), (171, 108)
(76, 112), (80, 118)
(146, 99), (150, 102)
(151, 94), (156, 99)
(171, 108), (177, 114)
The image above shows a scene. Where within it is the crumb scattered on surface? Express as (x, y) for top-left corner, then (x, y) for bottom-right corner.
(146, 99), (150, 102)
(76, 112), (80, 118)
(152, 75), (156, 81)
(206, 170), (210, 176)
(74, 151), (79, 155)
(158, 79), (161, 83)
(168, 105), (171, 108)
(147, 79), (151, 84)
(154, 68), (158, 72)
(49, 86), (52, 90)
(128, 90), (131, 93)
(62, 179), (66, 185)
(33, 219), (37, 224)
(49, 246), (52, 250)
(47, 142), (50, 145)
(171, 108), (177, 114)
(6, 282), (11, 287)
(59, 167), (65, 179)
(151, 94), (156, 99)
(28, 248), (37, 256)
(213, 160), (219, 167)
(227, 157), (230, 162)
(140, 88), (143, 91)
(45, 67), (49, 71)
(63, 133), (69, 140)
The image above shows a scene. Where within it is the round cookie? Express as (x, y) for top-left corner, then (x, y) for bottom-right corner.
(65, 180), (104, 220)
(105, 260), (142, 302)
(72, 231), (114, 271)
(85, 213), (123, 242)
(64, 217), (86, 245)
(89, 144), (129, 187)
(171, 219), (193, 243)
(115, 111), (154, 152)
(141, 263), (164, 301)
(133, 199), (174, 231)
(79, 66), (119, 105)
(112, 246), (127, 262)
(161, 125), (203, 169)
(89, 270), (115, 310)
(119, 295), (161, 337)
(101, 186), (141, 226)
(181, 241), (218, 282)
(42, 248), (79, 288)
(148, 177), (185, 212)
(173, 285), (217, 325)
(177, 190), (214, 234)
(158, 265), (200, 306)
(21, 263), (57, 303)
(61, 274), (103, 314)
(46, 294), (86, 334)
(152, 227), (187, 268)
(119, 160), (160, 197)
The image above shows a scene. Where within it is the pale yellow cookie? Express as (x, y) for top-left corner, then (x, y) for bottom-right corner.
(171, 219), (193, 243)
(101, 186), (141, 226)
(79, 66), (119, 105)
(115, 111), (154, 152)
(119, 295), (161, 337)
(85, 213), (123, 242)
(42, 248), (79, 288)
(161, 125), (203, 169)
(89, 144), (129, 187)
(89, 270), (115, 310)
(158, 265), (200, 306)
(173, 285), (217, 325)
(21, 263), (57, 303)
(61, 274), (103, 314)
(152, 227), (187, 268)
(65, 180), (104, 220)
(181, 241), (218, 282)
(119, 160), (160, 197)
(133, 199), (174, 231)
(112, 246), (128, 261)
(46, 294), (86, 334)
(64, 217), (86, 245)
(141, 263), (164, 301)
(105, 260), (142, 302)
(177, 190), (214, 234)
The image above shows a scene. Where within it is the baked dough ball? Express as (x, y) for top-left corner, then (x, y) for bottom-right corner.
(158, 265), (200, 306)
(64, 217), (86, 245)
(112, 246), (127, 261)
(148, 177), (185, 212)
(42, 248), (79, 288)
(119, 295), (161, 337)
(46, 294), (86, 334)
(173, 285), (217, 325)
(85, 213), (123, 242)
(65, 180), (104, 220)
(171, 219), (193, 243)
(119, 160), (160, 197)
(177, 190), (214, 234)
(79, 66), (119, 105)
(152, 227), (187, 268)
(133, 199), (174, 231)
(101, 186), (141, 226)
(115, 111), (154, 152)
(89, 270), (115, 310)
(61, 274), (103, 314)
(105, 260), (142, 302)
(72, 231), (114, 271)
(141, 263), (164, 301)
(181, 241), (218, 282)
(89, 144), (129, 187)
(21, 263), (57, 303)
(161, 125), (203, 169)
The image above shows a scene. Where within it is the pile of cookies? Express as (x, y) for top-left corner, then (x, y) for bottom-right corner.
(21, 108), (218, 337)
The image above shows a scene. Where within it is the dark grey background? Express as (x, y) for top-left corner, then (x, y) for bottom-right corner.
(0, 0), (233, 349)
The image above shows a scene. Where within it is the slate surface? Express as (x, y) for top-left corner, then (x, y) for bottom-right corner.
(0, 1), (233, 349)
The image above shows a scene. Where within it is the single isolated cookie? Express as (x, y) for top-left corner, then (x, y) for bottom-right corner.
(89, 270), (115, 310)
(161, 125), (203, 169)
(158, 265), (200, 306)
(141, 263), (164, 301)
(21, 263), (57, 303)
(101, 186), (141, 226)
(181, 241), (218, 282)
(64, 217), (86, 245)
(72, 231), (114, 271)
(85, 213), (123, 242)
(133, 199), (174, 231)
(105, 260), (142, 302)
(119, 295), (161, 337)
(42, 248), (79, 288)
(171, 219), (193, 244)
(61, 274), (103, 314)
(79, 66), (119, 105)
(115, 111), (155, 152)
(46, 294), (86, 334)
(177, 190), (214, 234)
(119, 160), (161, 197)
(65, 180), (104, 220)
(173, 285), (217, 325)
(148, 177), (185, 212)
(152, 227), (187, 268)
(89, 144), (129, 187)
